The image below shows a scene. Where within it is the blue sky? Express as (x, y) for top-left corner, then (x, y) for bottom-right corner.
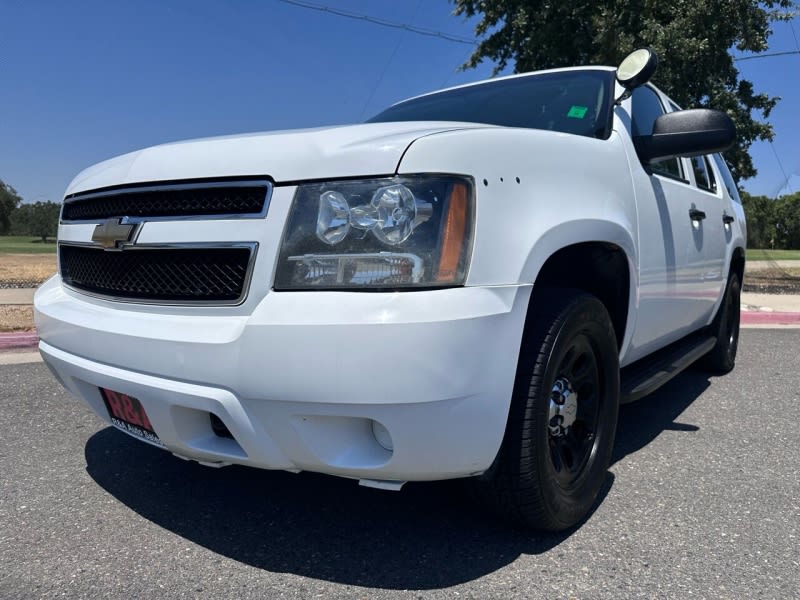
(1, 0), (798, 204)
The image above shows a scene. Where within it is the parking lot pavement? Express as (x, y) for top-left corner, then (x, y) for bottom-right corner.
(1, 329), (798, 599)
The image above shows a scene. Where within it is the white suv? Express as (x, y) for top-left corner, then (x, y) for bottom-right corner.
(35, 49), (744, 530)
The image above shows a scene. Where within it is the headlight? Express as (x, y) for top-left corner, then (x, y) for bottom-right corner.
(274, 175), (473, 290)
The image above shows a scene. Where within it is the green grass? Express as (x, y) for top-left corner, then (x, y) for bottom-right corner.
(746, 248), (800, 261)
(0, 235), (58, 254)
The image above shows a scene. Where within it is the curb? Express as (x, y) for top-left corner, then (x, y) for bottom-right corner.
(740, 311), (800, 325)
(0, 332), (39, 351)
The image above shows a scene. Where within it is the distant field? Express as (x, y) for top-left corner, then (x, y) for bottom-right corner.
(0, 236), (57, 254)
(747, 249), (800, 261)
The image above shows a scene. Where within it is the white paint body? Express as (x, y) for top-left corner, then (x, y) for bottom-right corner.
(34, 67), (746, 482)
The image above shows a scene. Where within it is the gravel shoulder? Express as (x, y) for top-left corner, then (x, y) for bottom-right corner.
(743, 260), (800, 294)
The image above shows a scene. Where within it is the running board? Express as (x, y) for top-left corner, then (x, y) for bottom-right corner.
(620, 332), (716, 404)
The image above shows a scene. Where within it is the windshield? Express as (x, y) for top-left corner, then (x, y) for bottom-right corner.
(368, 69), (614, 139)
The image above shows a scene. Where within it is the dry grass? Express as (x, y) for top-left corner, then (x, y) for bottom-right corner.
(0, 254), (54, 332)
(0, 306), (35, 332)
(0, 254), (57, 285)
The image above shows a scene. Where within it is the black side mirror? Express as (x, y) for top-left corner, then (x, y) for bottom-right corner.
(635, 109), (736, 163)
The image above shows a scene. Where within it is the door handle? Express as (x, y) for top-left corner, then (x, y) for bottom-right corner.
(723, 213), (735, 225)
(689, 208), (706, 221)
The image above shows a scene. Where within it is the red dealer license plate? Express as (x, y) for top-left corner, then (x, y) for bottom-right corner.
(100, 388), (164, 448)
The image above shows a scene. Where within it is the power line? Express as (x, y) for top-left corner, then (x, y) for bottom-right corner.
(790, 20), (800, 52)
(734, 49), (800, 61)
(274, 0), (476, 45)
(278, 0), (800, 64)
(769, 142), (795, 196)
(763, 20), (799, 196)
(358, 0), (423, 119)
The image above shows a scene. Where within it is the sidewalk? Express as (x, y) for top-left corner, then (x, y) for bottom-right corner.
(0, 287), (35, 305)
(741, 292), (800, 326)
(1, 287), (799, 355)
(741, 292), (800, 313)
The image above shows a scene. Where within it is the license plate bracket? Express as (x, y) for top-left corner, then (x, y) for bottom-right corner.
(100, 387), (164, 447)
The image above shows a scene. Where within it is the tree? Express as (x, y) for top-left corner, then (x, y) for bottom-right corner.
(11, 201), (61, 242)
(740, 190), (800, 249)
(9, 204), (31, 236)
(452, 0), (794, 183)
(740, 191), (776, 248)
(773, 193), (800, 249)
(0, 179), (23, 235)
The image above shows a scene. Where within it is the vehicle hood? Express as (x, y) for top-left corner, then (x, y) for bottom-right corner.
(65, 122), (490, 196)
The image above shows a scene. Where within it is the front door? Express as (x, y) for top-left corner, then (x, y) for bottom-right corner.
(625, 86), (712, 360)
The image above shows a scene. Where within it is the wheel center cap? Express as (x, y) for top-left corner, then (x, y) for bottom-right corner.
(549, 377), (578, 437)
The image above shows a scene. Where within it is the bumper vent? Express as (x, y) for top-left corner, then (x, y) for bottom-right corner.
(61, 180), (271, 222)
(59, 244), (256, 304)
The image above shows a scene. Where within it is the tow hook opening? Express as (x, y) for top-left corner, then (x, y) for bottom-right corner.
(209, 413), (234, 438)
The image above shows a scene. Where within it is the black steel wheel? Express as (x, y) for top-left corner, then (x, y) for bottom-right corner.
(473, 289), (620, 531)
(701, 271), (741, 373)
(546, 339), (602, 490)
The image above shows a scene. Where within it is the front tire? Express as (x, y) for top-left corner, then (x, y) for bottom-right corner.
(474, 289), (620, 531)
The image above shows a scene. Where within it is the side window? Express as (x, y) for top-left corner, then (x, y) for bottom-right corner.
(631, 86), (683, 179)
(691, 155), (717, 193)
(712, 154), (741, 204)
(704, 156), (717, 192)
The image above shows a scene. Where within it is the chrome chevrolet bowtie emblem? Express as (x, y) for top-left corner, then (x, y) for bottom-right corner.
(91, 218), (138, 249)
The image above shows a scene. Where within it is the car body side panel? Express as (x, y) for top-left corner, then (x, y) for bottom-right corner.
(706, 154), (748, 279)
(398, 127), (642, 363)
(613, 99), (731, 362)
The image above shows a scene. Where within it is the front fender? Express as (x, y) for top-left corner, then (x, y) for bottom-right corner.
(397, 127), (638, 287)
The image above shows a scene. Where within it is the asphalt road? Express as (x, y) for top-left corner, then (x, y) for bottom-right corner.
(1, 330), (798, 599)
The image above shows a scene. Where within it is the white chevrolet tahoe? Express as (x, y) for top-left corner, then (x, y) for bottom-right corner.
(35, 49), (744, 530)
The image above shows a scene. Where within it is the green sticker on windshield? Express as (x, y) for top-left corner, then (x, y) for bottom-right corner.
(567, 105), (589, 119)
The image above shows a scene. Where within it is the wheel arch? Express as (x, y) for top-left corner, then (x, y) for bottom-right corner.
(730, 245), (745, 284)
(520, 222), (637, 353)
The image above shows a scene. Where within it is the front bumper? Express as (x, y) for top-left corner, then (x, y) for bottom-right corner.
(35, 278), (531, 481)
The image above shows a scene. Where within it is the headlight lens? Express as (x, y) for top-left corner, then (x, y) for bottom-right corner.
(275, 175), (473, 290)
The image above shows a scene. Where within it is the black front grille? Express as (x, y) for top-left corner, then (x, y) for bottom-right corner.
(60, 244), (254, 303)
(62, 181), (270, 221)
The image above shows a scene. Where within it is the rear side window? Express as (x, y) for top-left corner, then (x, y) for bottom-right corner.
(691, 156), (717, 192)
(713, 154), (741, 203)
(631, 87), (683, 179)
